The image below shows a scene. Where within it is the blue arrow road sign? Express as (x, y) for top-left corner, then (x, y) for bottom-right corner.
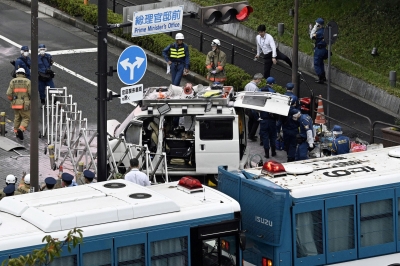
(117, 45), (147, 85)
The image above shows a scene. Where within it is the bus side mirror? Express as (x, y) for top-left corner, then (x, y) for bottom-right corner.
(239, 231), (246, 250)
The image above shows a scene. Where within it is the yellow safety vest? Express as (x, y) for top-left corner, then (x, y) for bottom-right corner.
(169, 46), (186, 59)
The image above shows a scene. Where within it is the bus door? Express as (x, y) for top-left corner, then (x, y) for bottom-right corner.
(191, 219), (241, 266)
(195, 115), (239, 174)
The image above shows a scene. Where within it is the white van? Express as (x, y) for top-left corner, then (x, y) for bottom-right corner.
(106, 84), (291, 182)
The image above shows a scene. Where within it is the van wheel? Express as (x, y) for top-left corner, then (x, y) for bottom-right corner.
(206, 174), (218, 187)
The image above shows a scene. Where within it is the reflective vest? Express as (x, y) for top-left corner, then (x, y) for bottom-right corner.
(169, 45), (186, 59)
(6, 75), (31, 110)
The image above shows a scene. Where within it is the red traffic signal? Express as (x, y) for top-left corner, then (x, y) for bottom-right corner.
(200, 1), (253, 26)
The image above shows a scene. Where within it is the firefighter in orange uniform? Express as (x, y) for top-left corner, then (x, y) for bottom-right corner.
(6, 68), (31, 140)
(205, 39), (227, 84)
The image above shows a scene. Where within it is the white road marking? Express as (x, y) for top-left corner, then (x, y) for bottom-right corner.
(48, 48), (97, 55)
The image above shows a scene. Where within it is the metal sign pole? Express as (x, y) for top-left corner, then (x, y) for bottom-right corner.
(327, 25), (332, 129)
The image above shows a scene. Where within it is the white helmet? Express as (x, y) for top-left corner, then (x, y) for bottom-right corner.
(175, 33), (184, 40)
(211, 39), (221, 46)
(16, 68), (25, 75)
(6, 174), (16, 184)
(24, 174), (31, 185)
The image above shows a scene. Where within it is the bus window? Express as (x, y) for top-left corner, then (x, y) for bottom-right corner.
(51, 255), (77, 266)
(203, 236), (237, 266)
(117, 244), (145, 266)
(83, 250), (111, 266)
(327, 205), (355, 252)
(360, 199), (393, 247)
(150, 236), (188, 265)
(296, 210), (323, 258)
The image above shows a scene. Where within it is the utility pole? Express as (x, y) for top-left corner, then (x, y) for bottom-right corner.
(31, 0), (39, 192)
(292, 0), (299, 95)
(97, 0), (108, 182)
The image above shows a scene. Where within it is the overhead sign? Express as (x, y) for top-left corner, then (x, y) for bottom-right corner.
(120, 84), (144, 104)
(117, 45), (147, 85)
(131, 6), (183, 37)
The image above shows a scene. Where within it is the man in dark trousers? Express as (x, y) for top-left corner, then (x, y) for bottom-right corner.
(255, 25), (292, 79)
(38, 44), (55, 105)
(162, 33), (190, 86)
(310, 18), (329, 83)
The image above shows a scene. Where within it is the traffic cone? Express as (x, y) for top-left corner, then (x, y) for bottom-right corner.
(314, 96), (326, 124)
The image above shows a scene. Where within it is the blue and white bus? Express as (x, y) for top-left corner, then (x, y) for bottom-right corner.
(218, 146), (400, 266)
(0, 178), (241, 265)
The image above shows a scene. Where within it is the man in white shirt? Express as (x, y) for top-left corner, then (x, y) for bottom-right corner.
(124, 158), (151, 186)
(254, 25), (292, 79)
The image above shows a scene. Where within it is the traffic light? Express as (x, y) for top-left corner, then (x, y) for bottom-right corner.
(200, 1), (253, 26)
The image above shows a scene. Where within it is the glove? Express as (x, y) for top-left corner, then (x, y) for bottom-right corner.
(166, 64), (170, 74)
(210, 70), (217, 74)
(308, 143), (315, 151)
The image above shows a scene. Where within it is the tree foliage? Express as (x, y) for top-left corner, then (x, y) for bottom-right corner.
(1, 228), (83, 266)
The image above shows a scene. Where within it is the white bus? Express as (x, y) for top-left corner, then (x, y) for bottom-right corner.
(0, 178), (242, 265)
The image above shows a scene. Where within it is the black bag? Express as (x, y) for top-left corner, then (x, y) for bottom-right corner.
(46, 69), (55, 79)
(296, 134), (306, 144)
(38, 71), (52, 82)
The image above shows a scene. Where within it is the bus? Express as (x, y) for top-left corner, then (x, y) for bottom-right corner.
(218, 146), (400, 266)
(0, 178), (242, 265)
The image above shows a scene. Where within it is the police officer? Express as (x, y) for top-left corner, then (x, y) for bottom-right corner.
(6, 68), (31, 140)
(0, 184), (18, 200)
(259, 111), (278, 158)
(331, 125), (351, 155)
(293, 110), (315, 161)
(277, 108), (300, 162)
(244, 73), (263, 141)
(77, 170), (95, 185)
(205, 39), (227, 84)
(60, 173), (78, 187)
(260, 77), (276, 92)
(284, 83), (300, 109)
(17, 173), (31, 194)
(41, 177), (58, 191)
(38, 44), (55, 105)
(14, 45), (31, 80)
(310, 18), (329, 84)
(162, 33), (190, 86)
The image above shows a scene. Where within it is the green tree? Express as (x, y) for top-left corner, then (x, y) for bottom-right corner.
(1, 228), (83, 266)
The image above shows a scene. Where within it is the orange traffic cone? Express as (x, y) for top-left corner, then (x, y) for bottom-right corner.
(314, 96), (326, 124)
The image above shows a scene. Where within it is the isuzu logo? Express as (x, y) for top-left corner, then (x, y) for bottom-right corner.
(255, 216), (272, 227)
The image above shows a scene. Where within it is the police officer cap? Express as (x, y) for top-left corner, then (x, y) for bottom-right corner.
(315, 18), (324, 25)
(83, 170), (95, 179)
(286, 83), (295, 90)
(45, 177), (57, 185)
(61, 173), (74, 182)
(21, 45), (29, 51)
(3, 184), (16, 195)
(290, 108), (301, 116)
(332, 125), (343, 134)
(266, 77), (275, 84)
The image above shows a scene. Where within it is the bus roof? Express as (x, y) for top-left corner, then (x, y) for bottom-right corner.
(0, 180), (240, 251)
(243, 146), (400, 199)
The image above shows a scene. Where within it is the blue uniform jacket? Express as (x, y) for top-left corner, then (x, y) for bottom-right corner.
(15, 56), (31, 79)
(332, 135), (351, 155)
(298, 114), (313, 138)
(38, 53), (53, 73)
(260, 85), (275, 93)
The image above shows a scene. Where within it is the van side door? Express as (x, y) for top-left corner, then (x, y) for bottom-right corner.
(195, 115), (239, 174)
